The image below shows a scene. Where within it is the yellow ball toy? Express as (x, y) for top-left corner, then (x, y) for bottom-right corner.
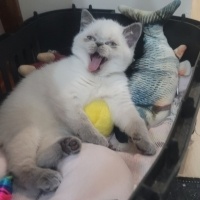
(84, 100), (114, 137)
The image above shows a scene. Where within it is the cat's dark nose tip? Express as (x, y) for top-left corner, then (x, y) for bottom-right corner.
(96, 42), (103, 47)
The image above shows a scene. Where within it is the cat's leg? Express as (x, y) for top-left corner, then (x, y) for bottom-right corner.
(67, 111), (109, 146)
(36, 134), (81, 168)
(105, 94), (156, 155)
(52, 97), (108, 147)
(5, 126), (62, 192)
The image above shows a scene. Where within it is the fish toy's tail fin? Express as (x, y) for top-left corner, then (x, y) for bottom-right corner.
(118, 0), (181, 25)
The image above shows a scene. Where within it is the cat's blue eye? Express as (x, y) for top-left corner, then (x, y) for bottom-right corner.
(105, 41), (117, 47)
(87, 35), (96, 41)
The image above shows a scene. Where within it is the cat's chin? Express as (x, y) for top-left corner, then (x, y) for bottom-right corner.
(88, 52), (107, 73)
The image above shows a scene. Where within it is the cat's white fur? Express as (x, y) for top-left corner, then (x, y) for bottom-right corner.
(0, 10), (156, 193)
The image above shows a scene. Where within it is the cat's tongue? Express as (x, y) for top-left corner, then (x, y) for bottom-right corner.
(89, 54), (103, 72)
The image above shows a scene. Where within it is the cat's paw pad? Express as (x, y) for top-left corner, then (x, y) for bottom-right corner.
(37, 169), (62, 192)
(60, 136), (82, 155)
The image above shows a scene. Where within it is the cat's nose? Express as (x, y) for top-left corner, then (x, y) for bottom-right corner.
(96, 42), (103, 47)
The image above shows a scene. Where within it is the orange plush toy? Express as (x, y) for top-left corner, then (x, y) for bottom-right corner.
(18, 50), (66, 77)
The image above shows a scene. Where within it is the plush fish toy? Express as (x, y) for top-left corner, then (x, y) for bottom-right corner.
(119, 0), (181, 126)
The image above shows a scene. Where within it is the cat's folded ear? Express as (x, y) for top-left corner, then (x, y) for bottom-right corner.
(123, 23), (142, 48)
(80, 9), (95, 31)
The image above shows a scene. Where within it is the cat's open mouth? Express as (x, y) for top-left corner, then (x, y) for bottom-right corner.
(89, 53), (107, 72)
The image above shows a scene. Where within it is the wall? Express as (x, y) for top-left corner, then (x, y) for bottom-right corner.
(73, 0), (191, 16)
(192, 0), (200, 20)
(18, 0), (192, 20)
(18, 0), (73, 20)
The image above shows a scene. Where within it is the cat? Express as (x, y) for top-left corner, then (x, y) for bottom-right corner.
(0, 9), (156, 193)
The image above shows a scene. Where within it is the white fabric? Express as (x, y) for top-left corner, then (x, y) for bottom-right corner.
(39, 144), (134, 200)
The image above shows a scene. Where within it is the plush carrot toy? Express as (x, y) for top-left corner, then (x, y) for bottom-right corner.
(18, 50), (66, 77)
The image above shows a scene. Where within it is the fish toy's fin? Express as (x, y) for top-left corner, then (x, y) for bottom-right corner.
(174, 44), (187, 60)
(118, 0), (181, 24)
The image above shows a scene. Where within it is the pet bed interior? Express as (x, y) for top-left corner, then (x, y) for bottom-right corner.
(0, 6), (200, 200)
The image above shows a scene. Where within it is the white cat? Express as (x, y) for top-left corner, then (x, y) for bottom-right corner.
(0, 10), (156, 193)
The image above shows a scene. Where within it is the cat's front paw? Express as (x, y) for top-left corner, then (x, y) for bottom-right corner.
(87, 134), (109, 147)
(131, 119), (156, 155)
(75, 125), (109, 147)
(136, 140), (156, 155)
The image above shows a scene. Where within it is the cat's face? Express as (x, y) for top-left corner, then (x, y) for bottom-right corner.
(72, 10), (142, 75)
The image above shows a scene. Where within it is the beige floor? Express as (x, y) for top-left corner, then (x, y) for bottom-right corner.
(178, 109), (200, 177)
(178, 0), (200, 178)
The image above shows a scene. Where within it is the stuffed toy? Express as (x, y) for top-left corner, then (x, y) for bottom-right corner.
(119, 0), (189, 127)
(0, 176), (12, 200)
(18, 50), (66, 77)
(84, 100), (114, 137)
